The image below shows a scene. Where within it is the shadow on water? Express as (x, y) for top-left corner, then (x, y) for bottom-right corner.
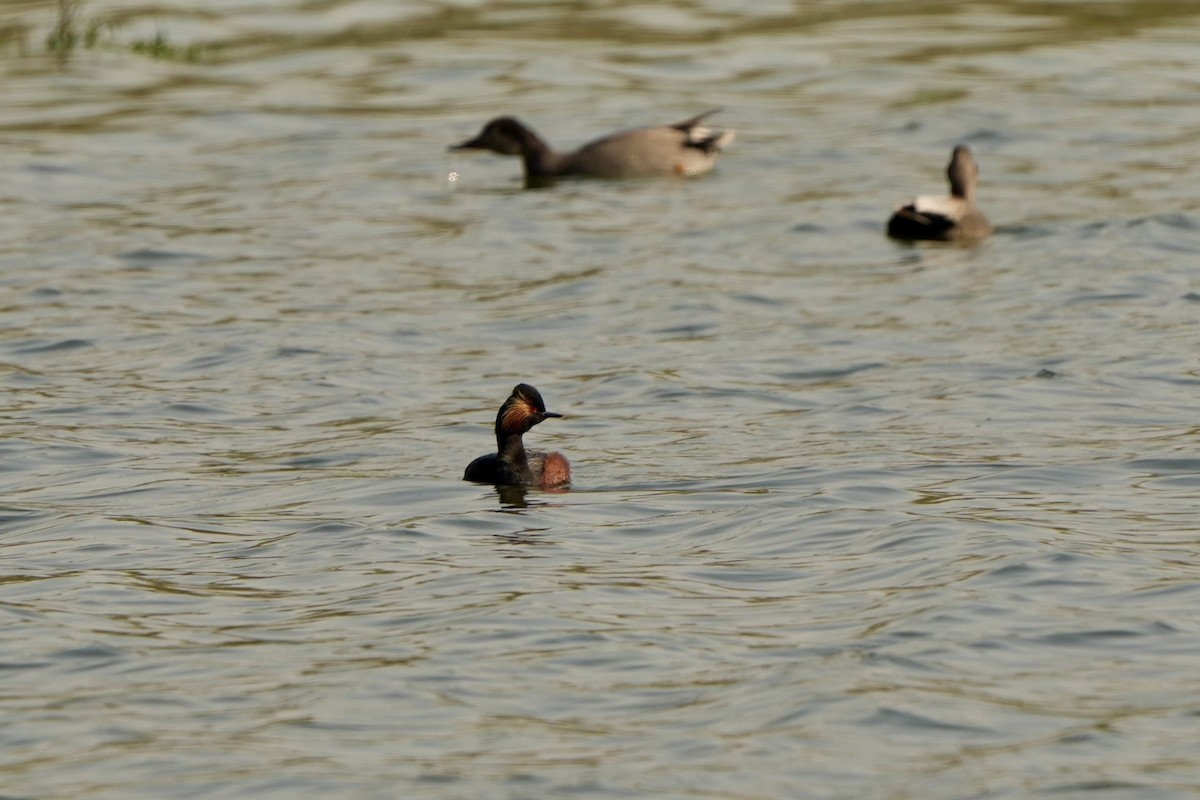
(493, 484), (534, 509)
(489, 484), (576, 510)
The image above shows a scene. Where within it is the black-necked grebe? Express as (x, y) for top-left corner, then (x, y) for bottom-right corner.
(450, 110), (735, 182)
(887, 145), (993, 242)
(463, 384), (571, 489)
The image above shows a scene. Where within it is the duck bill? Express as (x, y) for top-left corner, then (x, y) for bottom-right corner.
(450, 135), (486, 151)
(542, 411), (563, 419)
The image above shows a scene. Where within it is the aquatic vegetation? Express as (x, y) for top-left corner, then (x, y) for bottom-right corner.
(128, 31), (203, 62)
(44, 0), (94, 53)
(43, 0), (202, 62)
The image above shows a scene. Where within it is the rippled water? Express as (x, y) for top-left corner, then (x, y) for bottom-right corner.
(3, 1), (1200, 798)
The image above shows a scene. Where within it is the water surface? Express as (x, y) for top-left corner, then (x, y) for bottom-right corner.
(3, 1), (1200, 798)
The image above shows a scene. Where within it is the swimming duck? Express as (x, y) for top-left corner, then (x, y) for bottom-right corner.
(463, 384), (571, 489)
(887, 145), (993, 242)
(450, 110), (735, 183)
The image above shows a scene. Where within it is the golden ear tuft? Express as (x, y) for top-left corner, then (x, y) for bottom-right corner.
(501, 395), (535, 431)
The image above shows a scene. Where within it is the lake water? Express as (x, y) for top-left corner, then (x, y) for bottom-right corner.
(3, 1), (1200, 798)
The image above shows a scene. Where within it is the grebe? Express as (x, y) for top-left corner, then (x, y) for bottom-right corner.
(463, 384), (571, 489)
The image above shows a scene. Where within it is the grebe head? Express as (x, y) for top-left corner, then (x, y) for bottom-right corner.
(947, 145), (980, 200)
(496, 383), (562, 436)
(451, 117), (535, 156)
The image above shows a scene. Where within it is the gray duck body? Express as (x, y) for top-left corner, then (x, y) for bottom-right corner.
(887, 145), (993, 243)
(452, 111), (735, 183)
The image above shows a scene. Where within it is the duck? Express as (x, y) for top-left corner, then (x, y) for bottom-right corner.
(463, 384), (571, 489)
(450, 110), (734, 183)
(887, 145), (993, 242)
